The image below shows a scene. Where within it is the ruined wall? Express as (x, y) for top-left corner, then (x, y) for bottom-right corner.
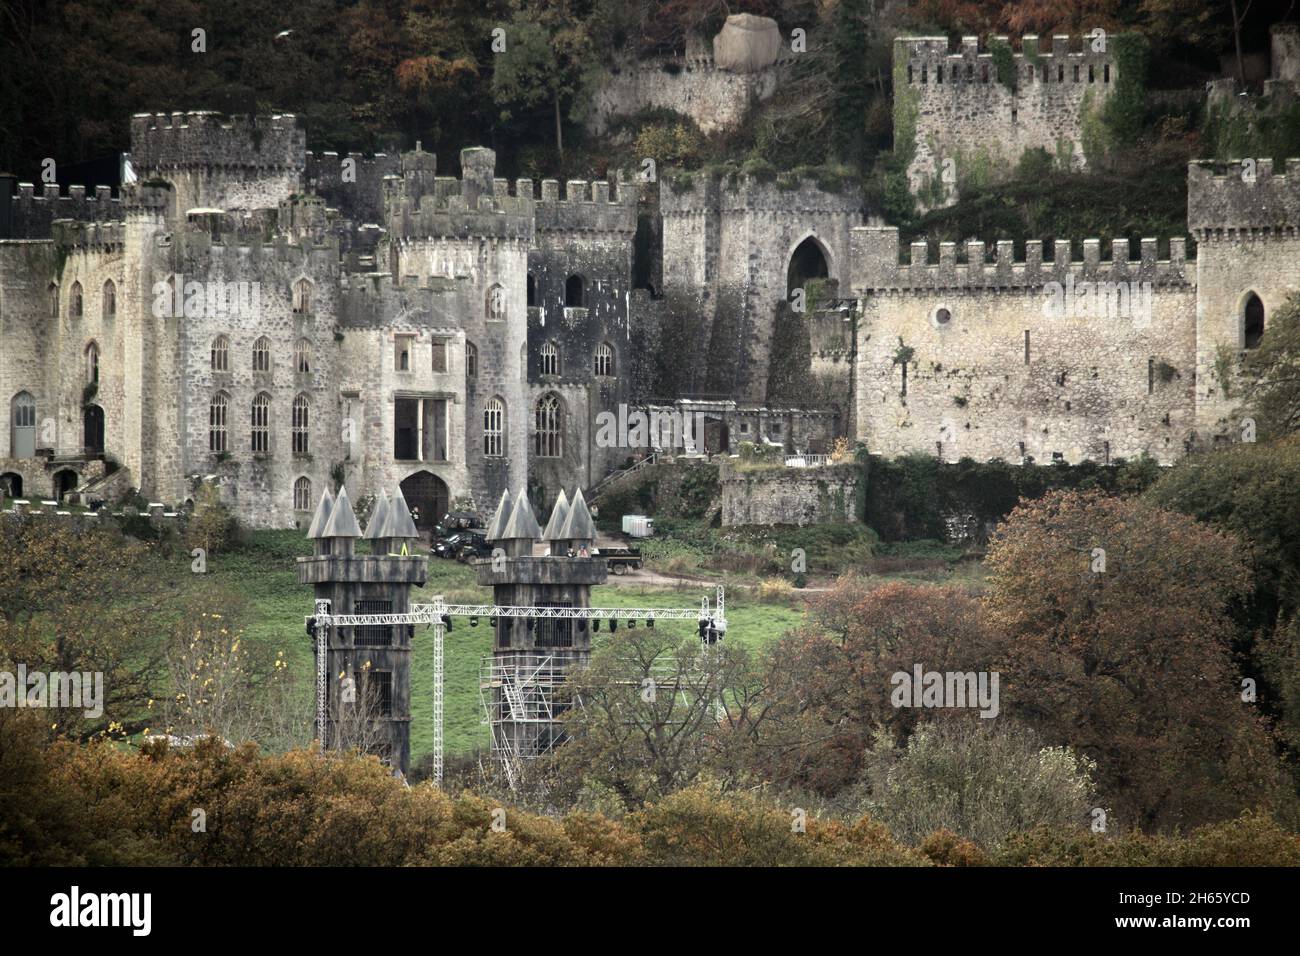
(660, 171), (865, 402)
(896, 35), (1115, 208)
(588, 52), (786, 136)
(852, 227), (1197, 465)
(720, 463), (860, 526)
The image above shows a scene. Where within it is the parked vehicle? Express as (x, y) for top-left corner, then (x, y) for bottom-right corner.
(454, 531), (493, 563)
(433, 511), (479, 538)
(434, 531), (483, 559)
(598, 546), (643, 575)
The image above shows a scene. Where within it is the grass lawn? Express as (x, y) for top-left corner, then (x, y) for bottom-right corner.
(201, 534), (806, 762)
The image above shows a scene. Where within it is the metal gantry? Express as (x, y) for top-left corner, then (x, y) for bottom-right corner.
(307, 586), (726, 784)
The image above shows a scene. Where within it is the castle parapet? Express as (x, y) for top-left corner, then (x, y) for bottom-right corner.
(853, 226), (1192, 292)
(533, 176), (637, 234)
(383, 147), (534, 240)
(128, 111), (306, 174)
(50, 219), (125, 250)
(896, 33), (1115, 86)
(336, 272), (469, 329)
(1188, 158), (1300, 237)
(8, 182), (122, 239)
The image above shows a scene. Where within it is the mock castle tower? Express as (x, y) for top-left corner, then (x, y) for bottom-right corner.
(298, 485), (426, 774)
(477, 487), (604, 762)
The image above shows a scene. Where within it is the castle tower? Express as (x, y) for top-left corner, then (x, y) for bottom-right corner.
(297, 485), (427, 774)
(477, 488), (605, 762)
(1188, 158), (1300, 443)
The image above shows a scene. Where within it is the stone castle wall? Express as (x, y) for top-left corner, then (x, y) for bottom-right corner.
(897, 35), (1115, 209)
(852, 227), (1198, 465)
(720, 463), (860, 527)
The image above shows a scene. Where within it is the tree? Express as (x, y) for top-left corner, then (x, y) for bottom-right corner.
(857, 719), (1098, 849)
(751, 579), (1003, 795)
(545, 628), (766, 809)
(1241, 294), (1300, 439)
(984, 490), (1288, 830)
(491, 3), (595, 160)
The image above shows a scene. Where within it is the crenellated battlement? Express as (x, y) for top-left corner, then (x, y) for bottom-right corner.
(1188, 158), (1300, 237)
(8, 182), (122, 238)
(533, 177), (637, 235)
(50, 218), (125, 250)
(898, 34), (1115, 85)
(336, 272), (468, 328)
(383, 147), (534, 242)
(853, 227), (1193, 292)
(660, 167), (862, 215)
(129, 111), (306, 174)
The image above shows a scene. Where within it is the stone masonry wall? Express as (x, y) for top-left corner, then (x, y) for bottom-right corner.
(720, 464), (860, 526)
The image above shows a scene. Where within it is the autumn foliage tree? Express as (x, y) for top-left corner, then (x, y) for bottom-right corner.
(983, 490), (1289, 830)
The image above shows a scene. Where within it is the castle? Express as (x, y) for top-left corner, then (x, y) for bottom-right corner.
(1, 31), (1298, 529)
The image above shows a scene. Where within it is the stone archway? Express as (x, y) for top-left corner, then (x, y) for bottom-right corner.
(786, 235), (830, 298)
(84, 404), (105, 456)
(0, 472), (22, 499)
(399, 471), (449, 532)
(53, 469), (79, 502)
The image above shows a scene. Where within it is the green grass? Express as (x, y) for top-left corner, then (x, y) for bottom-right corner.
(197, 535), (805, 762)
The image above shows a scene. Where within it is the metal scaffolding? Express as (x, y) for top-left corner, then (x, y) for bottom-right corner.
(307, 586), (727, 785)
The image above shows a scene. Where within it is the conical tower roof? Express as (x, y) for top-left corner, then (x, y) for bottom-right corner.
(542, 489), (570, 540)
(484, 490), (513, 542)
(559, 487), (597, 541)
(384, 488), (420, 539)
(322, 485), (361, 538)
(362, 491), (390, 539)
(306, 487), (335, 538)
(498, 488), (542, 540)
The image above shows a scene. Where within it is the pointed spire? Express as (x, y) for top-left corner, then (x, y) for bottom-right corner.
(363, 491), (390, 539)
(559, 487), (596, 542)
(542, 489), (570, 540)
(322, 484), (361, 538)
(484, 489), (513, 542)
(306, 487), (334, 538)
(384, 487), (420, 539)
(499, 488), (542, 540)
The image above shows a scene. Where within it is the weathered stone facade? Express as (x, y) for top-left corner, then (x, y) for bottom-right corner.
(720, 463), (860, 527)
(897, 35), (1115, 209)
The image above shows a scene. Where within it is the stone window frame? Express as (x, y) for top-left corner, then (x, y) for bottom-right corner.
(395, 333), (415, 371)
(209, 392), (229, 454)
(484, 396), (506, 457)
(565, 274), (585, 308)
(211, 335), (230, 372)
(292, 277), (314, 314)
(466, 341), (478, 378)
(1242, 290), (1266, 350)
(486, 283), (507, 322)
(295, 338), (312, 374)
(293, 475), (312, 511)
(102, 279), (116, 319)
(253, 336), (272, 373)
(251, 392), (271, 455)
(69, 281), (83, 319)
(85, 341), (100, 386)
(540, 341), (560, 377)
(48, 282), (59, 318)
(931, 303), (954, 329)
(292, 393), (310, 456)
(594, 342), (614, 377)
(534, 392), (563, 458)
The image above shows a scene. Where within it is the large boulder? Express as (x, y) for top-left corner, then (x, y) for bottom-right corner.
(712, 13), (782, 73)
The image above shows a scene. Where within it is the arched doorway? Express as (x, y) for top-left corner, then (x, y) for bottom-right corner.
(53, 469), (78, 502)
(1244, 292), (1265, 349)
(84, 405), (105, 457)
(400, 471), (449, 532)
(787, 236), (829, 298)
(10, 392), (35, 458)
(0, 472), (21, 499)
